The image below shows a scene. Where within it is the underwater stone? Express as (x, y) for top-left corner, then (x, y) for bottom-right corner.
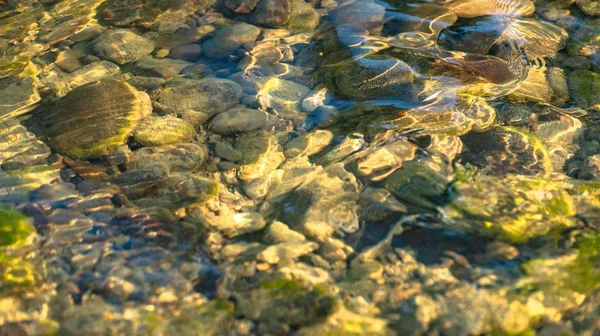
(333, 1), (385, 31)
(92, 29), (155, 65)
(100, 0), (216, 27)
(111, 163), (170, 199)
(168, 44), (203, 62)
(126, 143), (207, 172)
(567, 69), (600, 111)
(444, 0), (535, 18)
(132, 56), (192, 80)
(567, 18), (600, 57)
(214, 212), (266, 238)
(202, 23), (261, 59)
(384, 158), (452, 213)
(263, 221), (306, 244)
(579, 154), (600, 180)
(284, 130), (334, 158)
(225, 0), (261, 13)
(286, 0), (319, 31)
(133, 115), (195, 147)
(236, 131), (285, 181)
(134, 173), (219, 208)
(461, 126), (553, 176)
(39, 79), (151, 159)
(155, 78), (243, 117)
(334, 56), (416, 100)
(209, 108), (277, 135)
(445, 172), (576, 243)
(576, 0), (600, 16)
(258, 77), (310, 114)
(250, 0), (292, 28)
(214, 142), (242, 162)
(0, 77), (40, 120)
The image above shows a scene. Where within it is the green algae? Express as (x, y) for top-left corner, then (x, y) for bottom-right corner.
(260, 278), (306, 297)
(445, 172), (576, 243)
(0, 209), (34, 248)
(0, 254), (37, 294)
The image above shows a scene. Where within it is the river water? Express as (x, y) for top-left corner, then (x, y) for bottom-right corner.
(0, 0), (600, 334)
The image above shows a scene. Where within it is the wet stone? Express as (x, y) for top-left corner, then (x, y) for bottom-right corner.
(576, 0), (600, 16)
(263, 221), (306, 244)
(168, 44), (203, 62)
(250, 0), (292, 28)
(111, 163), (169, 199)
(155, 78), (243, 117)
(333, 1), (385, 31)
(209, 108), (277, 135)
(100, 0), (217, 27)
(225, 0), (261, 14)
(125, 143), (207, 172)
(53, 60), (122, 95)
(132, 56), (193, 80)
(92, 29), (155, 65)
(284, 130), (334, 158)
(37, 79), (151, 159)
(202, 23), (261, 59)
(0, 77), (40, 120)
(133, 173), (219, 208)
(133, 115), (195, 147)
(446, 173), (576, 243)
(214, 141), (243, 162)
(213, 212), (267, 238)
(235, 131), (285, 181)
(567, 69), (600, 111)
(286, 0), (320, 31)
(462, 126), (553, 176)
(579, 154), (600, 180)
(333, 56), (416, 100)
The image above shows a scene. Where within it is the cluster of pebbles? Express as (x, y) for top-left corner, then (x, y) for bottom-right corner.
(1, 0), (600, 334)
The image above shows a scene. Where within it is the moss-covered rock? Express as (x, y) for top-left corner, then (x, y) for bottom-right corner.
(567, 69), (600, 111)
(39, 79), (151, 159)
(384, 158), (453, 213)
(444, 172), (576, 243)
(0, 209), (34, 248)
(133, 115), (195, 147)
(518, 232), (600, 319)
(234, 278), (339, 331)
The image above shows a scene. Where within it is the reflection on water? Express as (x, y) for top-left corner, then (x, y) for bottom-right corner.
(0, 0), (600, 334)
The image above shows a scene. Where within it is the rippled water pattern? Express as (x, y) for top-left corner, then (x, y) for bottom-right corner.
(1, 0), (600, 334)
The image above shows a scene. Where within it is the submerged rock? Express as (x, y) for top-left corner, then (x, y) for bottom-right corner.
(576, 0), (600, 16)
(132, 56), (192, 80)
(209, 108), (277, 135)
(126, 143), (207, 172)
(461, 126), (553, 176)
(202, 23), (261, 59)
(133, 115), (195, 146)
(235, 131), (285, 181)
(0, 209), (34, 248)
(100, 0), (216, 27)
(92, 29), (155, 64)
(38, 79), (151, 159)
(568, 69), (600, 111)
(0, 77), (40, 120)
(155, 78), (243, 117)
(445, 172), (576, 243)
(250, 0), (292, 28)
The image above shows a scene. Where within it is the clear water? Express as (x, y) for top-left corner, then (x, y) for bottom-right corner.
(0, 0), (600, 334)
